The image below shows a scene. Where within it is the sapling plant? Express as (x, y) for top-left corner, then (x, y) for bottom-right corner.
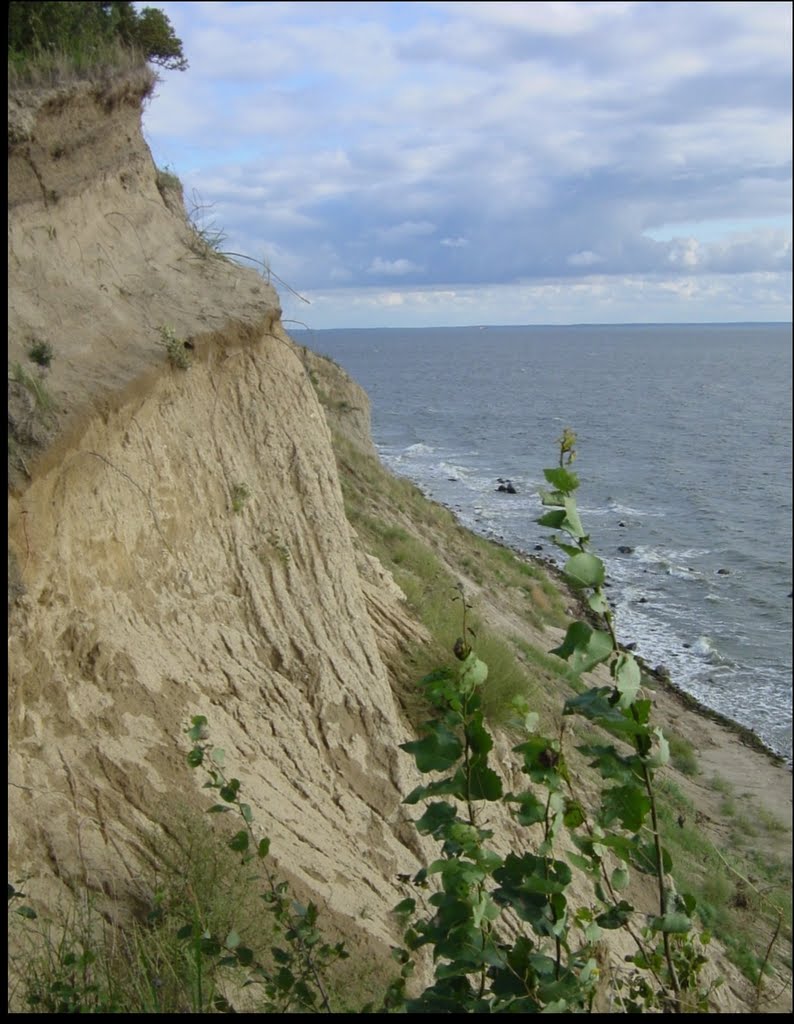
(390, 430), (716, 1013)
(184, 717), (349, 1013)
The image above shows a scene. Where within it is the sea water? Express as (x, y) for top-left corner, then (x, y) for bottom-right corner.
(296, 324), (793, 760)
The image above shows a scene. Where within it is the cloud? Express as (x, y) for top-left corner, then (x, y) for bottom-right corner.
(367, 257), (424, 276)
(568, 250), (603, 267)
(143, 1), (792, 324)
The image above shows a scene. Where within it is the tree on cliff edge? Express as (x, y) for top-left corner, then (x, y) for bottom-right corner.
(8, 1), (188, 72)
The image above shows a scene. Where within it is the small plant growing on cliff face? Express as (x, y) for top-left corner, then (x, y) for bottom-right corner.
(184, 717), (350, 1012)
(159, 325), (191, 370)
(230, 483), (250, 514)
(27, 340), (54, 368)
(187, 190), (227, 258)
(155, 164), (182, 196)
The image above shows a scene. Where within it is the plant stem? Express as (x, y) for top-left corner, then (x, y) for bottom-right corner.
(642, 764), (681, 1008)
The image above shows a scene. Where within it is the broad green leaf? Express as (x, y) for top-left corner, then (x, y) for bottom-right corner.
(187, 748), (204, 768)
(15, 905), (37, 919)
(601, 784), (651, 832)
(225, 929), (241, 949)
(613, 653), (641, 708)
(472, 892), (500, 929)
(468, 762), (503, 801)
(562, 497), (586, 539)
(551, 623), (613, 674)
(543, 466), (580, 493)
(563, 799), (586, 829)
(643, 727), (670, 768)
(509, 696), (539, 734)
(464, 714), (493, 757)
(459, 652), (488, 694)
(418, 667), (458, 706)
(553, 538), (583, 557)
(596, 900), (634, 929)
(257, 837), (270, 859)
(228, 830), (249, 852)
(597, 834), (637, 863)
(514, 737), (564, 787)
(509, 790), (547, 826)
(414, 801), (458, 838)
(404, 773), (465, 805)
(210, 748), (225, 764)
(207, 804), (232, 814)
(564, 688), (647, 735)
(588, 591), (609, 614)
(539, 489), (566, 508)
(564, 552), (605, 589)
(584, 921), (602, 943)
(611, 866), (630, 891)
(219, 779), (241, 803)
(393, 898), (416, 917)
(650, 911), (692, 934)
(633, 840), (672, 875)
(566, 851), (597, 874)
(200, 936), (221, 956)
(577, 743), (640, 782)
(537, 509), (566, 528)
(400, 722), (462, 773)
(187, 715), (208, 741)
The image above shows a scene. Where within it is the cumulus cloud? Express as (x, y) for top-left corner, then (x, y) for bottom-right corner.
(367, 257), (424, 276)
(568, 250), (603, 267)
(144, 1), (792, 323)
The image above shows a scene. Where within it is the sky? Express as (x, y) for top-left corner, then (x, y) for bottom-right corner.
(140, 1), (792, 328)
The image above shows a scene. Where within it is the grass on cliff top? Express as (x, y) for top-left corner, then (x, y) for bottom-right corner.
(8, 41), (155, 94)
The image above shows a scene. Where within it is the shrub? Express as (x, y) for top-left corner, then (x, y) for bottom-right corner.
(27, 340), (54, 368)
(159, 325), (190, 370)
(230, 483), (250, 514)
(8, 2), (187, 74)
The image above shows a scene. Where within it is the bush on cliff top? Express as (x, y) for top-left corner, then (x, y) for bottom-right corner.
(8, 1), (187, 74)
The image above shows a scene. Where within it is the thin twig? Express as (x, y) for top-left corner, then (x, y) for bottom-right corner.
(81, 451), (174, 556)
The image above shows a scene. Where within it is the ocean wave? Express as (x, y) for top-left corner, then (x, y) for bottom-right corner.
(401, 442), (436, 456)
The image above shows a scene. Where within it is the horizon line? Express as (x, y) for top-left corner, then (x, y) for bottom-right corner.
(290, 320), (792, 331)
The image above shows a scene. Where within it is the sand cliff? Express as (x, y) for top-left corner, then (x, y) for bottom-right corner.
(8, 71), (426, 953)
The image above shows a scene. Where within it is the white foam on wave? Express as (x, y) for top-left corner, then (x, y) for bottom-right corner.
(438, 460), (470, 479)
(402, 442), (436, 456)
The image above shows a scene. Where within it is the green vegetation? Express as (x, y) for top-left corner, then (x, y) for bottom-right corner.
(186, 191), (228, 257)
(27, 340), (54, 368)
(159, 324), (191, 370)
(8, 801), (390, 1014)
(155, 164), (182, 196)
(8, 2), (187, 79)
(230, 483), (250, 514)
(8, 359), (57, 478)
(667, 733), (699, 777)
